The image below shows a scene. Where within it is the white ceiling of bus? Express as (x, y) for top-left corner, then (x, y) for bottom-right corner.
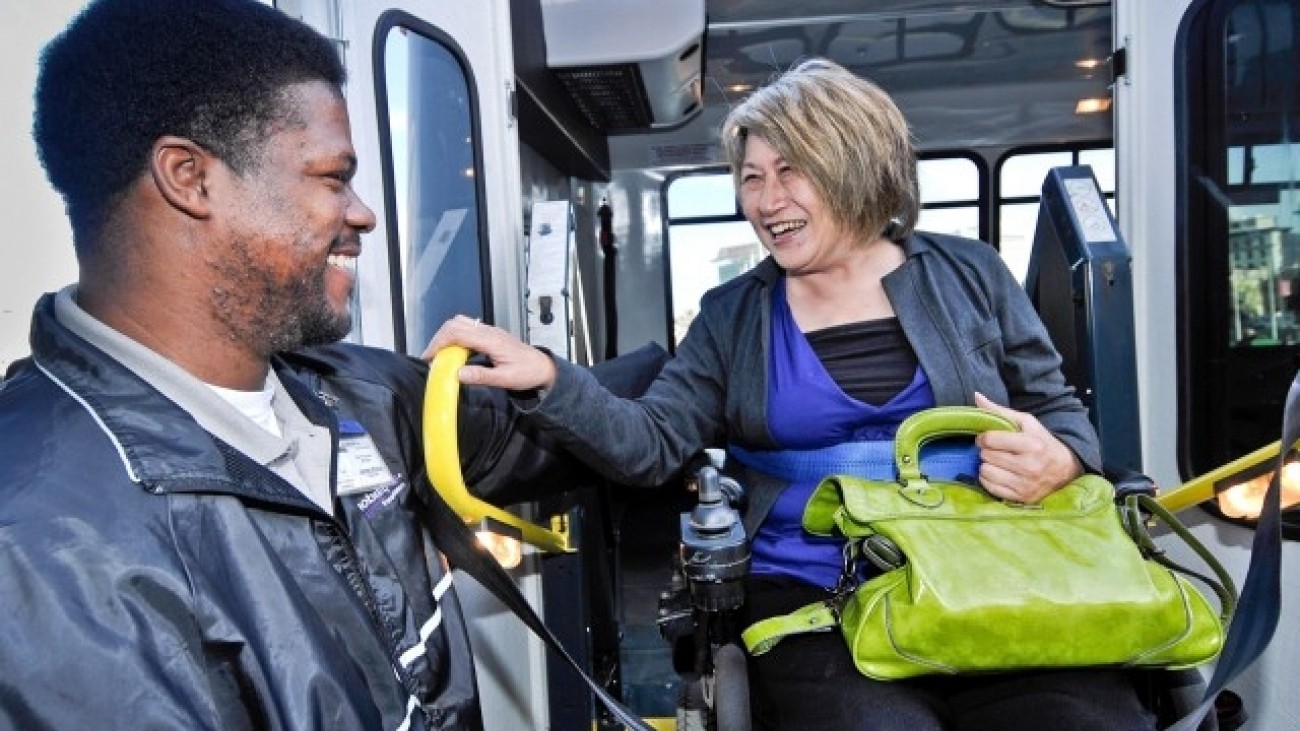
(699, 0), (1114, 149)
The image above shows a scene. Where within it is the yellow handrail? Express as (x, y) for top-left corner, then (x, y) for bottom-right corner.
(422, 345), (573, 553)
(1155, 440), (1281, 513)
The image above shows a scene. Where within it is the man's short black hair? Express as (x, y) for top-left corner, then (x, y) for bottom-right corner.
(33, 0), (346, 253)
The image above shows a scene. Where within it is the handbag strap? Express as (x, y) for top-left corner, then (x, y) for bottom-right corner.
(1163, 371), (1295, 731)
(741, 601), (839, 655)
(415, 486), (655, 731)
(1123, 494), (1237, 623)
(742, 537), (865, 655)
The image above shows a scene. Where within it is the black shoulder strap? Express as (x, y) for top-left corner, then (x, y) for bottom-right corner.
(416, 489), (655, 731)
(1166, 371), (1294, 730)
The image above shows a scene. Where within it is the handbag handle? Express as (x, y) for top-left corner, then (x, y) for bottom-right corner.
(1124, 494), (1238, 624)
(893, 406), (1017, 483)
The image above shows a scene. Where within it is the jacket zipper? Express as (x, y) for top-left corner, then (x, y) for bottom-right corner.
(307, 373), (433, 727)
(323, 521), (432, 725)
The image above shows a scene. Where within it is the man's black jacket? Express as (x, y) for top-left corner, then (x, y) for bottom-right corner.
(0, 294), (665, 731)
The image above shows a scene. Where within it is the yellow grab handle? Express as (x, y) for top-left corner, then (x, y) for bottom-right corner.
(1155, 439), (1281, 514)
(422, 345), (573, 553)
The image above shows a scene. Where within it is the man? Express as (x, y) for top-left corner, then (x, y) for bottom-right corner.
(0, 1), (602, 728)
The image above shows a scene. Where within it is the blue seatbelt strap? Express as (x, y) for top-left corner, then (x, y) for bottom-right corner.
(729, 439), (982, 484)
(1167, 372), (1292, 731)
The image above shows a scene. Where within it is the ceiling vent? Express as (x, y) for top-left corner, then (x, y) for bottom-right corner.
(540, 0), (705, 131)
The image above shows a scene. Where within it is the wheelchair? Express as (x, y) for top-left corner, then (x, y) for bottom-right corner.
(656, 452), (752, 731)
(656, 457), (1243, 731)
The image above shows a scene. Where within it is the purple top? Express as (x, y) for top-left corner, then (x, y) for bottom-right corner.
(747, 278), (938, 588)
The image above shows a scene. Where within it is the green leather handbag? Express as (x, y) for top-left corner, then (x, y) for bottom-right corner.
(741, 406), (1236, 681)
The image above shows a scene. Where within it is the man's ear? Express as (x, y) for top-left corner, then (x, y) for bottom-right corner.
(150, 136), (215, 219)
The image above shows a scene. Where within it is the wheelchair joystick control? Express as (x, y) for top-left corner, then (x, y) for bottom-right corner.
(679, 455), (750, 612)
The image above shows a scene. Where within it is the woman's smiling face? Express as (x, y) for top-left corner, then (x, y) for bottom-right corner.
(738, 134), (854, 275)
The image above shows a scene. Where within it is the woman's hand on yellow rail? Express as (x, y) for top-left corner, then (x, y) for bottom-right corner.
(424, 315), (558, 392)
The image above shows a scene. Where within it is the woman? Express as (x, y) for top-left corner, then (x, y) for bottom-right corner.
(428, 58), (1154, 731)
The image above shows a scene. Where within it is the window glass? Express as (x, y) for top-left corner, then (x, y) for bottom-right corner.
(667, 173), (738, 219)
(1183, 0), (1300, 474)
(1078, 148), (1116, 191)
(665, 173), (759, 345)
(917, 207), (980, 240)
(918, 155), (983, 240)
(1000, 151), (1072, 198)
(382, 25), (485, 354)
(918, 157), (979, 202)
(1246, 143), (1300, 184)
(668, 221), (760, 344)
(998, 202), (1040, 283)
(1217, 7), (1300, 350)
(1227, 146), (1246, 185)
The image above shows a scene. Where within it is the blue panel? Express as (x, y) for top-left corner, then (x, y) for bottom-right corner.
(1026, 165), (1142, 474)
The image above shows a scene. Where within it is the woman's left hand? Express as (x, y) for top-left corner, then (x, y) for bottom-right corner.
(972, 392), (1083, 504)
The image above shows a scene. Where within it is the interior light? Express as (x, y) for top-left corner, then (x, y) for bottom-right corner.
(1160, 439), (1300, 526)
(476, 527), (524, 569)
(1075, 58), (1104, 69)
(1216, 460), (1300, 519)
(1074, 97), (1112, 114)
(727, 83), (753, 93)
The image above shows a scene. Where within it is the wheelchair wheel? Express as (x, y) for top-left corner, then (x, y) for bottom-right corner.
(712, 643), (751, 731)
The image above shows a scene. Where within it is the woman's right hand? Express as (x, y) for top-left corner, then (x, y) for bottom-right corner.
(423, 315), (558, 392)
(972, 392), (1083, 504)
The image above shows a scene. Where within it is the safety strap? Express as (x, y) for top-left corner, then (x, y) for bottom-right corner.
(415, 487), (655, 731)
(1163, 371), (1293, 731)
(730, 440), (981, 484)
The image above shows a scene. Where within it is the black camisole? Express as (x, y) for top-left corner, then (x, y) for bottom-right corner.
(804, 317), (918, 407)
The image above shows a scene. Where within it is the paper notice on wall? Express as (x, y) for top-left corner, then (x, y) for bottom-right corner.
(526, 200), (574, 359)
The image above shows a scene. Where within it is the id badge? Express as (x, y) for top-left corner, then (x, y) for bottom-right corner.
(336, 419), (396, 496)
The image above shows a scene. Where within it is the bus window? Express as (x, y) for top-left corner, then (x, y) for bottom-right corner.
(997, 145), (1114, 282)
(1183, 0), (1300, 474)
(1078, 148), (1116, 192)
(917, 154), (986, 241)
(664, 170), (759, 346)
(666, 173), (737, 219)
(379, 20), (488, 354)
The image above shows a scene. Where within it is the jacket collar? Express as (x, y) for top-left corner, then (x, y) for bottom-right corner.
(745, 234), (929, 287)
(28, 293), (330, 508)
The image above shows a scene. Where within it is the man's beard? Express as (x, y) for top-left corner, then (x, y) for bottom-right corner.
(211, 242), (352, 356)
(261, 267), (353, 351)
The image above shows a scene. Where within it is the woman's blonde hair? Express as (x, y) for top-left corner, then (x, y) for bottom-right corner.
(721, 58), (919, 243)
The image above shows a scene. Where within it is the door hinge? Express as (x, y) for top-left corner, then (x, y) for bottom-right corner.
(1111, 43), (1129, 88)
